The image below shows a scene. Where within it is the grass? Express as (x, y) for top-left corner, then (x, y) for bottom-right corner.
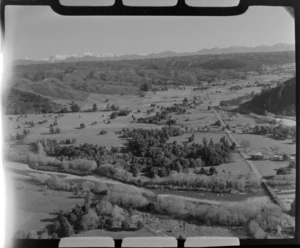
(5, 173), (83, 239)
(72, 228), (155, 239)
(234, 133), (295, 156)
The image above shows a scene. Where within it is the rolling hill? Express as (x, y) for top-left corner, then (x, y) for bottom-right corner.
(10, 51), (295, 99)
(3, 50), (295, 114)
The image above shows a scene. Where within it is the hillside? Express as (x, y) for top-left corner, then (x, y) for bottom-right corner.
(240, 77), (296, 116)
(9, 51), (295, 101)
(4, 88), (63, 115)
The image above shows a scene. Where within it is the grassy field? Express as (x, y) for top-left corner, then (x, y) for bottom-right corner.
(5, 171), (84, 239)
(234, 133), (295, 156)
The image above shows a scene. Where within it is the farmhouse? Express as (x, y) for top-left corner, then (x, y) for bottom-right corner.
(235, 129), (243, 134)
(250, 152), (264, 160)
(271, 155), (284, 161)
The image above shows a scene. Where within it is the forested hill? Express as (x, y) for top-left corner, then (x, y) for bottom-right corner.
(8, 51), (295, 100)
(4, 88), (63, 115)
(240, 77), (296, 116)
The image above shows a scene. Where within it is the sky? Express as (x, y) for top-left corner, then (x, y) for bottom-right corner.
(3, 5), (295, 60)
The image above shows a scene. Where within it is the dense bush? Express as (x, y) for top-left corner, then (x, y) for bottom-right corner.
(126, 129), (233, 177)
(69, 159), (97, 172)
(110, 109), (131, 119)
(137, 104), (186, 124)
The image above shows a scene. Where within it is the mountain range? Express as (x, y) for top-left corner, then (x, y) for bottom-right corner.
(14, 43), (294, 65)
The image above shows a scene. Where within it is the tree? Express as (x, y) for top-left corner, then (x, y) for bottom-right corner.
(55, 127), (61, 134)
(70, 101), (80, 112)
(80, 123), (85, 129)
(199, 167), (206, 175)
(59, 217), (74, 237)
(105, 218), (113, 228)
(290, 198), (296, 216)
(140, 83), (151, 91)
(276, 167), (289, 175)
(49, 124), (54, 134)
(81, 210), (99, 231)
(209, 167), (217, 175)
(27, 230), (39, 239)
(121, 220), (130, 230)
(178, 234), (187, 240)
(92, 103), (98, 112)
(51, 233), (59, 239)
(136, 221), (144, 230)
(37, 141), (45, 155)
(240, 140), (250, 152)
(52, 221), (61, 234)
(230, 142), (237, 150)
(183, 97), (188, 105)
(188, 134), (195, 142)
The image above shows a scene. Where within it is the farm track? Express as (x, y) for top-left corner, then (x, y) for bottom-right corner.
(211, 108), (262, 180)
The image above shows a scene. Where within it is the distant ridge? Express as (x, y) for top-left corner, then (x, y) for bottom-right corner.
(14, 43), (294, 65)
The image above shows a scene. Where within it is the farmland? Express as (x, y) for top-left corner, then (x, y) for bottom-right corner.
(3, 52), (296, 240)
